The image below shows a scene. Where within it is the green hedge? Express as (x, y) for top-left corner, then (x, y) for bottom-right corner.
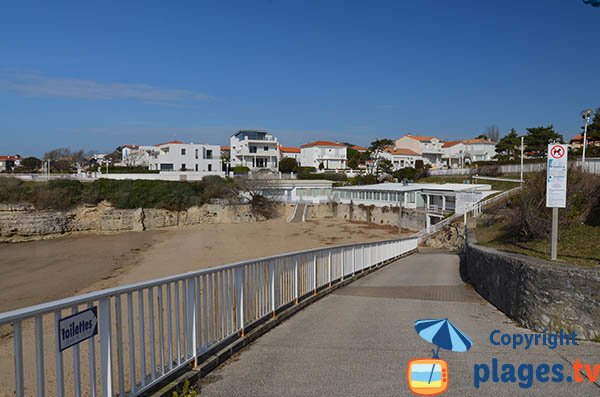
(0, 176), (234, 211)
(297, 173), (347, 181)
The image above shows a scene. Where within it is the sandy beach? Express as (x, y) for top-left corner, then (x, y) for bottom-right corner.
(0, 218), (403, 313)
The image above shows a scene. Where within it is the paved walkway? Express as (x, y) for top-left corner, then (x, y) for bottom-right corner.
(199, 250), (600, 396)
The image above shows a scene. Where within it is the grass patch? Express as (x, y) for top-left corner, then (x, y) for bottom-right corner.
(476, 218), (600, 267)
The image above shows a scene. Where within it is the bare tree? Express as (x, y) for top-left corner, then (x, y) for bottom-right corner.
(484, 125), (500, 142)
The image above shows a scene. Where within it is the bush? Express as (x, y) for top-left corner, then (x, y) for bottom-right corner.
(232, 166), (250, 174)
(500, 169), (600, 241)
(0, 177), (237, 211)
(393, 167), (416, 181)
(297, 173), (347, 181)
(278, 157), (298, 173)
(297, 166), (316, 175)
(477, 165), (502, 177)
(351, 174), (378, 185)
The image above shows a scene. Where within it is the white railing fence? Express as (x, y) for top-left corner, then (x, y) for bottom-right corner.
(0, 237), (418, 397)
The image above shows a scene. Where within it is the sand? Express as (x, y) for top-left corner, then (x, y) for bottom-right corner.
(0, 218), (402, 313)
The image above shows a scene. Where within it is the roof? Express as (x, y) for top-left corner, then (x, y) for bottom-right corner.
(385, 148), (419, 156)
(335, 182), (492, 193)
(300, 141), (346, 148)
(0, 155), (21, 160)
(402, 134), (437, 142)
(122, 144), (139, 149)
(443, 138), (495, 148)
(570, 134), (583, 143)
(351, 145), (368, 151)
(280, 146), (301, 153)
(154, 140), (185, 146)
(221, 146), (230, 151)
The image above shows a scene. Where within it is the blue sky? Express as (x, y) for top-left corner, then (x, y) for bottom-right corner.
(1, 0), (599, 157)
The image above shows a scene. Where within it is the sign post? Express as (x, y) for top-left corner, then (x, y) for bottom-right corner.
(546, 143), (568, 260)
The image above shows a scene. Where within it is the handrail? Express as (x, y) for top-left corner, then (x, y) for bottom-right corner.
(0, 235), (419, 397)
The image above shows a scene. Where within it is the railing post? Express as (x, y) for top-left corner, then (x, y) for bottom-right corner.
(236, 267), (245, 336)
(340, 249), (345, 281)
(327, 251), (332, 287)
(313, 254), (317, 294)
(269, 261), (276, 317)
(99, 298), (113, 397)
(294, 258), (299, 304)
(186, 278), (197, 365)
(352, 247), (356, 275)
(13, 320), (23, 397)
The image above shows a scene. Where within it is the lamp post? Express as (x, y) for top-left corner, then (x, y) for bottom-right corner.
(581, 109), (593, 170)
(520, 136), (524, 183)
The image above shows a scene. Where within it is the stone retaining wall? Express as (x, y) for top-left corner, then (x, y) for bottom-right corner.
(460, 243), (600, 340)
(306, 202), (426, 231)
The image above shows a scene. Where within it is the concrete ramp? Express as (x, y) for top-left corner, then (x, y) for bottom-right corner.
(199, 251), (600, 396)
(289, 202), (306, 223)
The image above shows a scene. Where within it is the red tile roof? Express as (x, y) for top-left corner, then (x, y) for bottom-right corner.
(122, 144), (139, 149)
(300, 141), (346, 148)
(351, 145), (368, 151)
(154, 140), (185, 146)
(0, 155), (21, 160)
(385, 148), (419, 156)
(443, 138), (495, 148)
(221, 146), (230, 151)
(443, 140), (463, 148)
(570, 134), (583, 143)
(403, 134), (437, 142)
(280, 146), (301, 153)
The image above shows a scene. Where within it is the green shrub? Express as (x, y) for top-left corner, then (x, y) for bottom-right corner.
(297, 173), (347, 181)
(232, 166), (250, 174)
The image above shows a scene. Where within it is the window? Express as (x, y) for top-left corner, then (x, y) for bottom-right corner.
(195, 164), (198, 171)
(208, 164), (212, 171)
(264, 146), (269, 151)
(206, 150), (213, 159)
(181, 163), (186, 171)
(195, 149), (198, 159)
(160, 163), (174, 171)
(181, 148), (186, 155)
(250, 146), (257, 153)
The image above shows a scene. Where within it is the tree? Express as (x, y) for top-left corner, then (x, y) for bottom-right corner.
(20, 156), (42, 172)
(524, 125), (563, 157)
(318, 162), (325, 171)
(347, 148), (367, 169)
(377, 158), (394, 175)
(586, 107), (600, 141)
(44, 147), (72, 161)
(368, 138), (394, 174)
(495, 129), (521, 160)
(278, 157), (298, 173)
(483, 125), (500, 142)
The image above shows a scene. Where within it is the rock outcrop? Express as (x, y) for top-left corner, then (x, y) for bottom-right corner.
(0, 201), (262, 242)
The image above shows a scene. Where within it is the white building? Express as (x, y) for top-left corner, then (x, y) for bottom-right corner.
(147, 140), (221, 172)
(254, 179), (334, 204)
(379, 148), (423, 170)
(0, 156), (21, 172)
(442, 138), (497, 167)
(120, 145), (156, 167)
(279, 146), (301, 161)
(230, 130), (280, 170)
(394, 134), (444, 168)
(299, 141), (347, 169)
(334, 182), (494, 228)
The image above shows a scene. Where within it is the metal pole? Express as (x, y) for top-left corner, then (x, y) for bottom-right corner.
(582, 117), (589, 170)
(520, 136), (524, 183)
(551, 207), (558, 260)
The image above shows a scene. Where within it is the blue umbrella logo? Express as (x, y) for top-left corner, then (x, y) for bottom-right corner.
(414, 318), (473, 385)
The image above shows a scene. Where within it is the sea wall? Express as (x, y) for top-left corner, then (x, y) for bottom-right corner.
(460, 243), (600, 340)
(306, 202), (426, 231)
(0, 201), (288, 242)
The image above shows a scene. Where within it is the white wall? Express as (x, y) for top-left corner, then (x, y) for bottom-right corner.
(299, 146), (347, 169)
(148, 143), (221, 172)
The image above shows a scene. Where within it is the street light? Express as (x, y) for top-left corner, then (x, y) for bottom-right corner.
(581, 109), (593, 170)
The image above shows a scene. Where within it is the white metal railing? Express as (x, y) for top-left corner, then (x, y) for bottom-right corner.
(0, 237), (418, 397)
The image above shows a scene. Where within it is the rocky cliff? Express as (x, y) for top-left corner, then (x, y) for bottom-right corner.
(0, 201), (268, 242)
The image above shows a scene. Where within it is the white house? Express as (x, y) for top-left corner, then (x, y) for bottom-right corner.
(147, 140), (221, 172)
(279, 146), (301, 161)
(379, 148), (423, 170)
(299, 141), (347, 169)
(394, 134), (444, 168)
(442, 138), (497, 167)
(230, 130), (280, 170)
(0, 156), (21, 172)
(120, 144), (156, 167)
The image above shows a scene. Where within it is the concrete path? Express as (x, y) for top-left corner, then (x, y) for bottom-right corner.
(199, 250), (600, 396)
